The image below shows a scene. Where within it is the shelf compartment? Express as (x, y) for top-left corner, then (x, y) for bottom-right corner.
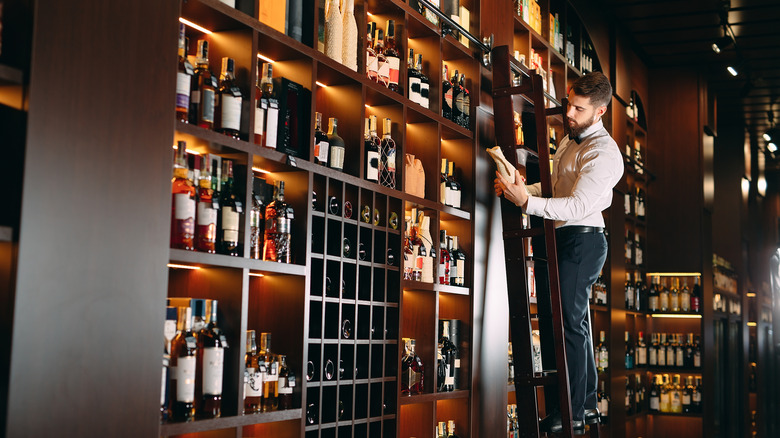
(401, 289), (436, 394)
(399, 401), (434, 438)
(160, 408), (302, 436)
(436, 397), (470, 438)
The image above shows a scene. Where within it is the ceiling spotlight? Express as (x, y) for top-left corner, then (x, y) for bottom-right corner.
(768, 143), (777, 153)
(727, 65), (738, 76)
(764, 133), (772, 141)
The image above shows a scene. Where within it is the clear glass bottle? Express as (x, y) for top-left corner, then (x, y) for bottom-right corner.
(216, 57), (242, 139)
(171, 307), (197, 422)
(244, 330), (262, 413)
(195, 157), (217, 253)
(171, 141), (196, 250)
(670, 278), (681, 312)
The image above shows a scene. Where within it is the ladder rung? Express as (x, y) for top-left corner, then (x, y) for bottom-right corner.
(493, 83), (533, 98)
(512, 372), (558, 387)
(503, 228), (544, 239)
(546, 106), (564, 116)
(526, 255), (548, 264)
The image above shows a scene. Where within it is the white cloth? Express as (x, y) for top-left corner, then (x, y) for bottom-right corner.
(524, 119), (624, 228)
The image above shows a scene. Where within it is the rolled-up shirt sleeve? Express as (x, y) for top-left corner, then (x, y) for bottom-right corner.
(524, 147), (623, 222)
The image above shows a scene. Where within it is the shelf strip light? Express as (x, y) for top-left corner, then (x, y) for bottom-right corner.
(646, 272), (701, 277)
(650, 314), (702, 319)
(747, 321), (757, 327)
(249, 273), (265, 278)
(316, 81), (328, 88)
(252, 167), (271, 175)
(179, 17), (213, 35)
(257, 53), (275, 64)
(747, 292), (757, 298)
(167, 263), (201, 270)
(172, 144), (201, 155)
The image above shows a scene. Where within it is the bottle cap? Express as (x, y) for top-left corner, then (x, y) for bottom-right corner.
(222, 57), (234, 74)
(383, 118), (391, 134)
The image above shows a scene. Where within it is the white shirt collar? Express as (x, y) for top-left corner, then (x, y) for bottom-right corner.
(574, 119), (603, 142)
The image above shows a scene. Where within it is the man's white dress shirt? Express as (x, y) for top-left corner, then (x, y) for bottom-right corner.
(524, 119), (624, 228)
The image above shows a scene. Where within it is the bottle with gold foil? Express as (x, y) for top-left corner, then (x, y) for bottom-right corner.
(195, 157), (217, 253)
(171, 141), (196, 250)
(170, 307), (197, 422)
(259, 333), (279, 411)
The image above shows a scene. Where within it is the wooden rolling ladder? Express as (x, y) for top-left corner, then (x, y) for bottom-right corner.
(492, 45), (601, 438)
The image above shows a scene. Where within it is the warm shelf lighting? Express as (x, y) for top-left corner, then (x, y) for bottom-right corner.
(179, 17), (213, 35)
(252, 167), (271, 175)
(747, 292), (757, 298)
(767, 142), (777, 153)
(651, 314), (702, 319)
(367, 12), (373, 16)
(747, 321), (757, 327)
(365, 104), (371, 108)
(172, 144), (201, 155)
(316, 81), (328, 88)
(257, 53), (275, 64)
(167, 263), (201, 270)
(727, 66), (738, 77)
(763, 133), (772, 142)
(645, 272), (701, 277)
(249, 272), (265, 278)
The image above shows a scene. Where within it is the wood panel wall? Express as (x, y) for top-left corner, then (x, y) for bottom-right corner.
(5, 0), (179, 436)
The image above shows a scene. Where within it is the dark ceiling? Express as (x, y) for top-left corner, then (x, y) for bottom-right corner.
(601, 0), (780, 137)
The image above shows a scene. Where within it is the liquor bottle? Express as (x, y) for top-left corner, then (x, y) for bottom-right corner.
(418, 54), (430, 109)
(195, 157), (217, 253)
(218, 160), (241, 256)
(693, 335), (702, 368)
(634, 271), (644, 311)
(636, 331), (647, 367)
(170, 306), (197, 422)
(437, 421), (447, 438)
(312, 112), (330, 166)
(323, 0), (342, 62)
(680, 278), (691, 312)
(682, 375), (694, 413)
(634, 232), (643, 265)
(379, 117), (397, 189)
(624, 331), (634, 370)
(327, 117), (346, 172)
(457, 74), (470, 128)
(419, 214), (435, 283)
(197, 300), (227, 419)
(659, 278), (670, 312)
(171, 141), (196, 250)
(648, 332), (658, 366)
(648, 275), (660, 312)
(657, 333), (667, 367)
(507, 342), (514, 384)
(635, 187), (646, 220)
(442, 65), (453, 120)
(366, 22), (377, 80)
(691, 276), (702, 313)
(249, 177), (265, 260)
(216, 57), (242, 139)
(401, 338), (424, 394)
(341, 0), (358, 71)
(448, 420), (460, 438)
(440, 159), (450, 205)
(649, 375), (660, 412)
(670, 374), (683, 413)
(383, 20), (401, 93)
(692, 376), (703, 413)
(256, 63), (279, 149)
(244, 330), (263, 413)
(439, 229), (451, 285)
(598, 380), (610, 423)
(624, 229), (633, 266)
(437, 320), (457, 392)
(191, 299), (208, 334)
(670, 278), (680, 312)
(278, 355), (295, 410)
(684, 333), (694, 368)
(450, 69), (462, 124)
(263, 181), (293, 263)
(259, 332), (279, 411)
(450, 236), (466, 287)
(408, 48), (421, 105)
(625, 376), (634, 415)
(624, 191), (632, 216)
(373, 28), (386, 84)
(176, 24), (194, 123)
(192, 40), (217, 129)
(625, 272), (635, 310)
(665, 334), (675, 368)
(635, 374), (644, 412)
(597, 330), (609, 373)
(448, 161), (462, 208)
(364, 116), (380, 183)
(659, 374), (671, 413)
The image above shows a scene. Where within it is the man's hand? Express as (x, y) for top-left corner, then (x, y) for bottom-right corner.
(495, 170), (529, 208)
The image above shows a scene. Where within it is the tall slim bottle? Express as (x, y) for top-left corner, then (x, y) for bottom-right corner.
(457, 73), (470, 128)
(450, 236), (465, 286)
(383, 20), (401, 92)
(218, 160), (241, 256)
(263, 181), (293, 263)
(442, 65), (452, 120)
(313, 112), (330, 166)
(259, 333), (279, 411)
(244, 330), (262, 413)
(170, 307), (197, 422)
(418, 54), (429, 109)
(191, 40), (217, 129)
(450, 69), (462, 124)
(373, 29), (386, 84)
(365, 116), (380, 183)
(341, 0), (358, 71)
(216, 57), (242, 139)
(176, 24), (194, 123)
(278, 355), (295, 410)
(171, 141), (196, 250)
(379, 118), (397, 189)
(408, 48), (420, 104)
(323, 0), (343, 62)
(256, 63), (279, 149)
(197, 300), (227, 419)
(328, 118), (346, 172)
(366, 22), (377, 80)
(439, 229), (451, 285)
(196, 157), (217, 253)
(249, 177), (265, 260)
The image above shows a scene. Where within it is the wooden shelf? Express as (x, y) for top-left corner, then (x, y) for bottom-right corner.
(648, 412), (703, 418)
(438, 284), (470, 295)
(0, 63), (24, 85)
(646, 367), (702, 374)
(399, 389), (470, 405)
(169, 248), (307, 275)
(160, 408), (302, 436)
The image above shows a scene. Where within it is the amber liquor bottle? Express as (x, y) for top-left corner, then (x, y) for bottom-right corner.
(259, 332), (279, 412)
(249, 177), (265, 260)
(171, 141), (196, 250)
(216, 57), (242, 139)
(218, 160), (242, 256)
(170, 306), (197, 422)
(191, 40), (217, 129)
(263, 181), (293, 263)
(176, 24), (194, 123)
(255, 63), (279, 149)
(196, 300), (227, 419)
(383, 20), (401, 93)
(195, 157), (217, 253)
(244, 330), (263, 413)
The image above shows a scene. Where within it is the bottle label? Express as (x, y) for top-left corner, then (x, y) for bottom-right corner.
(175, 193), (195, 220)
(649, 348), (657, 365)
(220, 94), (242, 131)
(191, 89), (201, 105)
(441, 182), (448, 205)
(202, 347), (224, 395)
(367, 150), (380, 181)
(463, 95), (470, 117)
(222, 208), (240, 243)
(637, 348), (646, 365)
(175, 356), (196, 402)
(387, 56), (400, 86)
(176, 72), (191, 110)
(450, 263), (458, 281)
(409, 77), (421, 104)
(683, 394), (691, 405)
(658, 350), (666, 366)
(316, 140), (329, 163)
(649, 296), (659, 311)
(250, 208), (261, 228)
(377, 61), (391, 85)
(660, 295), (669, 310)
(265, 102), (279, 148)
(386, 147), (396, 172)
(456, 260), (465, 283)
(650, 396), (660, 410)
(421, 83), (430, 108)
(693, 392), (701, 403)
(676, 350), (684, 366)
(254, 105), (265, 136)
(278, 377), (293, 394)
(197, 201), (217, 227)
(624, 193), (631, 214)
(245, 367), (263, 397)
(599, 397), (609, 415)
(164, 320), (177, 344)
(452, 189), (462, 209)
(202, 88), (215, 123)
(330, 145), (345, 170)
(445, 89), (453, 109)
(266, 362), (279, 381)
(694, 352), (701, 367)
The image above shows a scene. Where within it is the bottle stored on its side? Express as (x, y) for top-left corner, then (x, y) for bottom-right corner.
(196, 157), (217, 253)
(313, 112), (330, 166)
(263, 181), (293, 263)
(249, 177), (265, 260)
(196, 300), (227, 419)
(218, 160), (242, 256)
(259, 333), (279, 411)
(176, 24), (194, 123)
(216, 57), (242, 139)
(327, 117), (346, 172)
(244, 330), (263, 413)
(379, 117), (397, 189)
(278, 355), (295, 410)
(191, 40), (217, 129)
(170, 307), (197, 422)
(171, 141), (196, 250)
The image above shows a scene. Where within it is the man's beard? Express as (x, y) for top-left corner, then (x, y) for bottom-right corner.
(569, 114), (598, 139)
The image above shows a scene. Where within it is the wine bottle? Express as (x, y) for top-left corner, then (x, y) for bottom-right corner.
(244, 330), (262, 413)
(373, 28), (386, 84)
(437, 320), (457, 392)
(366, 22), (377, 80)
(597, 330), (608, 372)
(450, 69), (461, 124)
(457, 73), (470, 128)
(176, 24), (194, 123)
(448, 161), (461, 208)
(383, 20), (401, 93)
(379, 118), (397, 189)
(170, 306), (197, 422)
(192, 40), (217, 129)
(407, 48), (421, 104)
(196, 300), (227, 419)
(218, 160), (241, 256)
(440, 158), (450, 206)
(417, 54), (429, 109)
(450, 236), (465, 286)
(365, 116), (380, 183)
(278, 355), (295, 410)
(442, 65), (453, 120)
(327, 117), (345, 171)
(439, 230), (450, 285)
(401, 338), (424, 394)
(216, 57), (242, 139)
(313, 112), (330, 166)
(171, 141), (196, 250)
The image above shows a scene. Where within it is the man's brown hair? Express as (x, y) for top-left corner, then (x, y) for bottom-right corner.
(570, 71), (612, 109)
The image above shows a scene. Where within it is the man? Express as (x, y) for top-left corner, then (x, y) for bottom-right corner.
(495, 71), (623, 434)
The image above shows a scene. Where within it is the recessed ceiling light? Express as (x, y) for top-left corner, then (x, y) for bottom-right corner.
(727, 66), (738, 77)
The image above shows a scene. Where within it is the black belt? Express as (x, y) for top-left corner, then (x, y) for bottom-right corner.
(555, 226), (604, 236)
